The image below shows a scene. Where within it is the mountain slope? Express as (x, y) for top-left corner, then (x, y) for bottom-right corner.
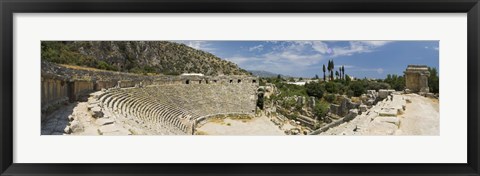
(41, 41), (250, 76)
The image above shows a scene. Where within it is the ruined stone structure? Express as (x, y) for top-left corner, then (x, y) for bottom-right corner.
(41, 61), (259, 135)
(404, 65), (430, 93)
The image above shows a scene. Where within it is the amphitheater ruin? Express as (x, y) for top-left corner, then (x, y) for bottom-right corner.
(41, 61), (259, 135)
(41, 62), (439, 136)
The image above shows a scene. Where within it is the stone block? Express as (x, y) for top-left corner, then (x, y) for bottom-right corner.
(69, 120), (83, 133)
(379, 108), (397, 117)
(378, 89), (389, 99)
(91, 107), (104, 118)
(375, 117), (400, 127)
(359, 105), (367, 112)
(64, 126), (71, 134)
(426, 93), (436, 99)
(95, 118), (115, 126)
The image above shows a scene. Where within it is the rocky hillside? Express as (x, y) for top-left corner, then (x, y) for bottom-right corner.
(41, 41), (250, 76)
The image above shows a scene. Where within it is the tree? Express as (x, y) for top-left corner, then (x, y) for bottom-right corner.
(277, 74), (281, 80)
(428, 67), (439, 93)
(315, 74), (319, 79)
(327, 60), (335, 81)
(345, 74), (351, 85)
(339, 66), (342, 80)
(322, 64), (326, 81)
(341, 65), (345, 80)
(335, 71), (339, 80)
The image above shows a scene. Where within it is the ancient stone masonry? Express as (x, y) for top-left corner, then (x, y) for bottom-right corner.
(404, 65), (430, 93)
(96, 81), (258, 135)
(41, 61), (259, 134)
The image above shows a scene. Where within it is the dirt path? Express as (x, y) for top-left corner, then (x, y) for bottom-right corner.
(397, 94), (439, 135)
(196, 115), (285, 135)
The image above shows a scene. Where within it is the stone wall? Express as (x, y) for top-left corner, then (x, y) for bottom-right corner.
(404, 65), (430, 93)
(41, 76), (68, 121)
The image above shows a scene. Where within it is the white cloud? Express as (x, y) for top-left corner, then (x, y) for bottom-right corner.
(376, 68), (384, 74)
(225, 42), (327, 75)
(350, 67), (385, 74)
(175, 41), (216, 52)
(342, 65), (356, 69)
(248, 45), (264, 52)
(425, 45), (439, 51)
(310, 41), (329, 54)
(360, 41), (392, 47)
(330, 41), (391, 57)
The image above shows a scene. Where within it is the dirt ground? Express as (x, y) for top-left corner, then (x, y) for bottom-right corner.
(397, 94), (439, 135)
(195, 115), (285, 135)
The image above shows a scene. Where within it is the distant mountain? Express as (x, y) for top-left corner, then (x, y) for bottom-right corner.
(41, 41), (250, 76)
(248, 70), (289, 78)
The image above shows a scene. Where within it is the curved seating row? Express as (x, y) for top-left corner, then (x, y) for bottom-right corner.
(97, 83), (258, 135)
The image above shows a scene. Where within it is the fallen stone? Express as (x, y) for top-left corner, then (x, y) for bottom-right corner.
(379, 108), (397, 117)
(68, 115), (74, 121)
(70, 120), (84, 133)
(64, 126), (71, 134)
(95, 118), (115, 126)
(99, 124), (120, 133)
(359, 105), (367, 112)
(426, 93), (436, 98)
(91, 107), (104, 118)
(378, 89), (389, 99)
(374, 117), (400, 127)
(404, 89), (411, 94)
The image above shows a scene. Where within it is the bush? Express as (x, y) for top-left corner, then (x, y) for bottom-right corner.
(349, 81), (366, 97)
(325, 82), (339, 93)
(324, 93), (336, 103)
(365, 81), (391, 91)
(313, 101), (329, 118)
(305, 82), (325, 99)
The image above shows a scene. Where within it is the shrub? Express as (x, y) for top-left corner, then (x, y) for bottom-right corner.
(349, 81), (366, 97)
(324, 93), (336, 103)
(305, 82), (325, 99)
(313, 101), (329, 119)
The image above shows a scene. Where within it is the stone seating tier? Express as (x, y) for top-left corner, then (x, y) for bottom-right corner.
(97, 83), (258, 135)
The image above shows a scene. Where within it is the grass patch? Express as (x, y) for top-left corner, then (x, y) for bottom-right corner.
(195, 130), (208, 135)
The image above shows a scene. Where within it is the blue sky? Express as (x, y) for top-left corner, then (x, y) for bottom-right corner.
(174, 41), (439, 79)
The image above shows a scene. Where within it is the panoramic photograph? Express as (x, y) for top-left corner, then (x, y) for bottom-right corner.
(41, 41), (439, 136)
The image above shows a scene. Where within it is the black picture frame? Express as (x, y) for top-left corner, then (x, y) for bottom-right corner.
(1, 0), (479, 175)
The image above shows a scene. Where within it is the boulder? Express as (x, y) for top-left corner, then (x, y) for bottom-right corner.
(69, 121), (83, 133)
(63, 126), (71, 134)
(426, 93), (436, 99)
(91, 107), (104, 118)
(378, 89), (389, 99)
(404, 89), (412, 94)
(359, 105), (368, 112)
